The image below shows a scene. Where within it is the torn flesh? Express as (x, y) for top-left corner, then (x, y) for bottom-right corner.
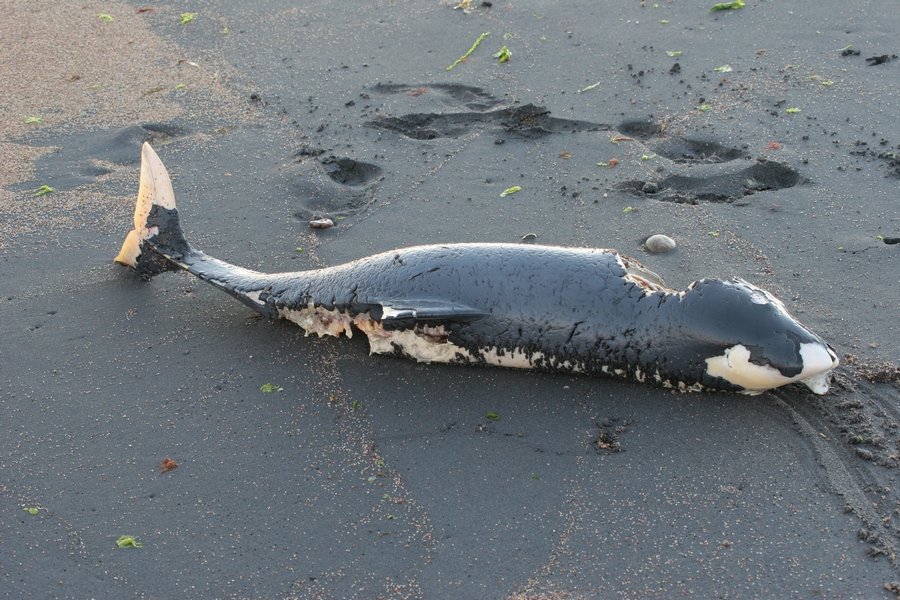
(276, 303), (584, 371)
(277, 303), (465, 361)
(617, 254), (673, 296)
(278, 303), (357, 339)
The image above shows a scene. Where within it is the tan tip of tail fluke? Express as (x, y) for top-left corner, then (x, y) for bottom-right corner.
(114, 229), (143, 266)
(115, 142), (177, 267)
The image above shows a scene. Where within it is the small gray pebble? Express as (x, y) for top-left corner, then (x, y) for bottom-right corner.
(309, 218), (335, 229)
(645, 234), (676, 253)
(855, 447), (875, 462)
(641, 181), (659, 194)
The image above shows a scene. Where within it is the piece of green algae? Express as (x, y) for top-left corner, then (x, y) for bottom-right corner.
(493, 46), (511, 64)
(446, 32), (490, 71)
(709, 1), (744, 12)
(116, 536), (143, 549)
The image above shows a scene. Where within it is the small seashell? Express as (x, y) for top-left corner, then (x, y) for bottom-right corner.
(309, 218), (335, 229)
(645, 234), (676, 254)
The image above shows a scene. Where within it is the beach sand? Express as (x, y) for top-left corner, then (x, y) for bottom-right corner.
(1, 1), (898, 597)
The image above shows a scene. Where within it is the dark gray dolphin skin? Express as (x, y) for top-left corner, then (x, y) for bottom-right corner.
(117, 143), (839, 395)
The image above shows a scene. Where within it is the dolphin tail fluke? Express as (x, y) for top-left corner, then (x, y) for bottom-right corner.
(116, 142), (192, 279)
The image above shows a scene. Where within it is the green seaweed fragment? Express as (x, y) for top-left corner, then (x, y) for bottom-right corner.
(23, 116), (43, 124)
(709, 1), (744, 12)
(665, 51), (682, 57)
(493, 46), (511, 64)
(714, 64), (733, 72)
(33, 185), (55, 197)
(785, 107), (801, 114)
(95, 14), (114, 22)
(486, 411), (500, 421)
(116, 536), (143, 549)
(446, 32), (490, 71)
(500, 185), (521, 197)
(579, 81), (602, 93)
(697, 104), (712, 112)
(259, 383), (282, 392)
(622, 206), (634, 214)
(180, 12), (198, 25)
(23, 507), (39, 515)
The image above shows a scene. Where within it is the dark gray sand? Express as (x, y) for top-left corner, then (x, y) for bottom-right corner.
(1, 1), (899, 597)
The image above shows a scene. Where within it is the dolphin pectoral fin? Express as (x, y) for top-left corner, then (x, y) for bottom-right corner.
(376, 300), (486, 323)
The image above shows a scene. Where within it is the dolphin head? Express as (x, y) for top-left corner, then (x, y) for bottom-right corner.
(673, 278), (839, 394)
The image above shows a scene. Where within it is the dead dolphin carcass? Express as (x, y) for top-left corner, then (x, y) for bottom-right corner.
(116, 143), (838, 395)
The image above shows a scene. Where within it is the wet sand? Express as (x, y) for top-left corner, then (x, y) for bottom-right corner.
(1, 1), (899, 597)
